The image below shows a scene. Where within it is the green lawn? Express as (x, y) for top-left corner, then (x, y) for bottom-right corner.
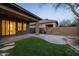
(9, 37), (79, 56)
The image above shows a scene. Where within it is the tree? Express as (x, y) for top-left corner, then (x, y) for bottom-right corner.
(56, 3), (79, 17)
(71, 17), (79, 26)
(59, 20), (72, 27)
(39, 3), (79, 17)
(59, 18), (79, 27)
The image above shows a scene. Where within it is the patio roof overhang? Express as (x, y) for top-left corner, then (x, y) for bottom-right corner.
(0, 3), (42, 22)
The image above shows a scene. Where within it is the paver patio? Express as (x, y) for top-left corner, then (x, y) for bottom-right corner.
(1, 34), (67, 45)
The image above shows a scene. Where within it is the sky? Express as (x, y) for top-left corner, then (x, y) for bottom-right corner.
(17, 3), (76, 22)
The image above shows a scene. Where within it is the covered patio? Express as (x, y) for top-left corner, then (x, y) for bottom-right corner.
(0, 3), (42, 39)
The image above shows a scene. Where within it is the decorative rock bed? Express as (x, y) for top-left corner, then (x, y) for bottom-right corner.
(63, 37), (79, 53)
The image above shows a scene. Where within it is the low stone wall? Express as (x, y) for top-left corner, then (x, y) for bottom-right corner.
(46, 27), (79, 36)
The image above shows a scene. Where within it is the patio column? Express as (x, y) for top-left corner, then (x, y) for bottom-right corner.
(35, 21), (39, 35)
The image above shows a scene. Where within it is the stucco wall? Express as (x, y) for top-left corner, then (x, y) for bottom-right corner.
(30, 23), (57, 28)
(46, 27), (79, 36)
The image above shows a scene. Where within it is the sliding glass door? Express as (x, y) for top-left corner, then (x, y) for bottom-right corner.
(9, 21), (16, 35)
(2, 20), (6, 36)
(2, 20), (16, 36)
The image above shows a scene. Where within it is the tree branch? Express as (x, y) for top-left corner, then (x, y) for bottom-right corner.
(67, 3), (79, 17)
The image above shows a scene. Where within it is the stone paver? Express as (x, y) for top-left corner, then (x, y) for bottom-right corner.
(0, 46), (14, 51)
(4, 42), (15, 46)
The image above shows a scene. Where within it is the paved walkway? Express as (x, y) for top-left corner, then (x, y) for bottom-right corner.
(34, 34), (67, 44)
(1, 34), (67, 44)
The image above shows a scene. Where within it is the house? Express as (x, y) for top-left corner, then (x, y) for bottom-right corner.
(0, 3), (42, 39)
(30, 19), (58, 34)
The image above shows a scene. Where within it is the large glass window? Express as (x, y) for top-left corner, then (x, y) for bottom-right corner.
(2, 20), (6, 35)
(10, 21), (16, 35)
(2, 19), (27, 36)
(23, 23), (27, 31)
(5, 20), (9, 35)
(2, 20), (16, 36)
(18, 22), (22, 31)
